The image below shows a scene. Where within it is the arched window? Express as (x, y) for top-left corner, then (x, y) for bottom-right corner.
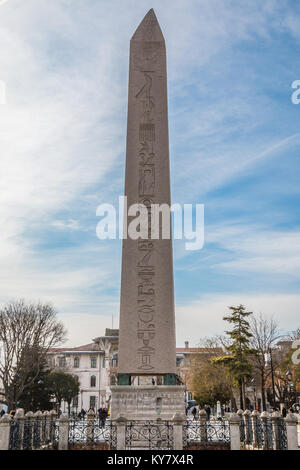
(90, 375), (96, 387)
(74, 375), (79, 384)
(74, 357), (80, 368)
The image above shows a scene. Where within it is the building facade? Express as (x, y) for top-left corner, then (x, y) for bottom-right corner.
(49, 334), (223, 412)
(48, 329), (119, 413)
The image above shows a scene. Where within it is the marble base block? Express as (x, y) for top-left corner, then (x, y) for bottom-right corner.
(110, 385), (186, 421)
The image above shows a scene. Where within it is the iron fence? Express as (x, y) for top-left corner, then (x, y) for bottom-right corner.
(240, 415), (287, 450)
(183, 420), (230, 448)
(9, 415), (58, 450)
(125, 420), (174, 450)
(68, 418), (117, 449)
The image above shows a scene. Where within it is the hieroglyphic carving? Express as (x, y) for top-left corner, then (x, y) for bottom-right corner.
(136, 71), (156, 371)
(139, 18), (158, 41)
(133, 42), (160, 72)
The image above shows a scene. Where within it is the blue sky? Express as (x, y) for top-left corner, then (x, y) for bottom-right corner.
(0, 0), (300, 346)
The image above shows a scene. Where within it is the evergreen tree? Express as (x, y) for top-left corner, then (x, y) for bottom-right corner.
(17, 359), (53, 412)
(48, 371), (80, 415)
(213, 305), (256, 409)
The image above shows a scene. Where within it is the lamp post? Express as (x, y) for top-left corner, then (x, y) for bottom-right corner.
(251, 378), (257, 410)
(285, 371), (296, 408)
(268, 348), (276, 408)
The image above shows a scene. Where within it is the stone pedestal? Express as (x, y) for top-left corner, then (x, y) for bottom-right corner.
(111, 385), (185, 421)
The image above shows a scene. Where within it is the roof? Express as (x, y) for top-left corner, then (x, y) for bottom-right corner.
(49, 343), (96, 353)
(176, 347), (223, 353)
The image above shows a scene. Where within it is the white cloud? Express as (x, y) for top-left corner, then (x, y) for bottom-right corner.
(176, 293), (300, 347)
(51, 219), (81, 231)
(208, 226), (300, 277)
(59, 312), (119, 348)
(0, 0), (299, 346)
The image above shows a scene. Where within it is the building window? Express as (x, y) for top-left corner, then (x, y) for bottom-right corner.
(102, 357), (106, 368)
(74, 357), (80, 368)
(89, 396), (96, 409)
(112, 353), (118, 368)
(73, 375), (79, 384)
(73, 396), (78, 408)
(91, 356), (97, 368)
(90, 375), (96, 387)
(58, 356), (66, 368)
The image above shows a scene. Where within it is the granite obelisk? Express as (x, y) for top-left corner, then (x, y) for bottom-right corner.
(117, 9), (177, 378)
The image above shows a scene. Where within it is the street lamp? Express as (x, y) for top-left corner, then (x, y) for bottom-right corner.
(251, 378), (257, 410)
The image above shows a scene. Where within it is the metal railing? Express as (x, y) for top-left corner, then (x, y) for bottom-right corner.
(125, 420), (174, 450)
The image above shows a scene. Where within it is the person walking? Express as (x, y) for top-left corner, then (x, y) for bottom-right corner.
(204, 404), (211, 421)
(192, 406), (197, 421)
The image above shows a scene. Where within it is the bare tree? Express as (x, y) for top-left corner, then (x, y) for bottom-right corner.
(249, 314), (282, 411)
(288, 328), (300, 341)
(0, 300), (67, 410)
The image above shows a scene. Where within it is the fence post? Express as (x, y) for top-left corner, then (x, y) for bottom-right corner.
(229, 414), (240, 450)
(260, 411), (272, 450)
(285, 413), (299, 451)
(172, 413), (184, 450)
(43, 411), (50, 444)
(87, 409), (95, 443)
(115, 416), (126, 450)
(49, 410), (57, 444)
(251, 410), (259, 448)
(271, 411), (281, 450)
(199, 409), (207, 442)
(24, 411), (34, 450)
(0, 414), (12, 450)
(15, 408), (25, 450)
(33, 411), (43, 449)
(243, 409), (252, 446)
(58, 414), (69, 450)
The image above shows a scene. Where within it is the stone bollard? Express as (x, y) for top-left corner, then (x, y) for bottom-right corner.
(58, 414), (69, 450)
(49, 410), (57, 444)
(87, 409), (95, 443)
(251, 410), (260, 448)
(271, 411), (281, 450)
(0, 414), (12, 450)
(172, 412), (185, 450)
(229, 414), (241, 450)
(43, 411), (50, 445)
(243, 410), (252, 446)
(236, 409), (244, 445)
(15, 408), (25, 450)
(33, 411), (43, 450)
(115, 416), (127, 450)
(199, 409), (207, 442)
(285, 413), (299, 451)
(260, 411), (272, 450)
(24, 411), (34, 450)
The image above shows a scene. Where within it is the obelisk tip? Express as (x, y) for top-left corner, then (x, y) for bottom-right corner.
(131, 8), (164, 42)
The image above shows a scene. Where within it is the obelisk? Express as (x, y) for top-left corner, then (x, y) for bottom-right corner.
(118, 9), (176, 379)
(111, 9), (185, 421)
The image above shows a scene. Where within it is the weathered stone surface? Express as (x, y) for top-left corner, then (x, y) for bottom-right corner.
(110, 385), (186, 421)
(118, 8), (176, 375)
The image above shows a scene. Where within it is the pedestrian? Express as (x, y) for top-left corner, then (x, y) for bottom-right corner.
(192, 406), (197, 421)
(204, 404), (211, 421)
(0, 409), (5, 418)
(282, 407), (287, 418)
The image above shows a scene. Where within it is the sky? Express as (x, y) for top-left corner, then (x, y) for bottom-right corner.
(0, 0), (300, 347)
